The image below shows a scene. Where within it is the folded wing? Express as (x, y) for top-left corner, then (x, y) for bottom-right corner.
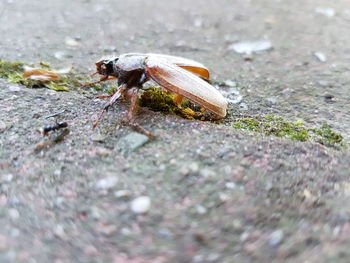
(145, 56), (227, 118)
(146, 53), (210, 80)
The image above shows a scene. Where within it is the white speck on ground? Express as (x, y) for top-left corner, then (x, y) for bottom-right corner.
(130, 196), (151, 214)
(228, 40), (273, 55)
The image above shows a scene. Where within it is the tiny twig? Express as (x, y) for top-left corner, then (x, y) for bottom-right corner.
(44, 110), (66, 119)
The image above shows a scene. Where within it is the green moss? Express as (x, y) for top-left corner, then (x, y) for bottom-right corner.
(311, 123), (345, 148)
(58, 75), (84, 90)
(7, 73), (25, 83)
(232, 115), (309, 141)
(106, 85), (119, 95)
(140, 87), (177, 112)
(39, 61), (52, 69)
(0, 60), (24, 78)
(7, 72), (47, 88)
(46, 83), (70, 91)
(232, 115), (346, 148)
(0, 60), (98, 91)
(139, 87), (203, 120)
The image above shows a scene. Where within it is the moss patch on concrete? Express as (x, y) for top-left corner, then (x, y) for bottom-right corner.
(0, 60), (91, 91)
(232, 115), (346, 149)
(311, 123), (345, 148)
(232, 115), (309, 141)
(0, 60), (25, 78)
(139, 87), (206, 120)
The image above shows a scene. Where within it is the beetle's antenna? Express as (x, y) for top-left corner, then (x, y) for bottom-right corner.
(80, 75), (114, 88)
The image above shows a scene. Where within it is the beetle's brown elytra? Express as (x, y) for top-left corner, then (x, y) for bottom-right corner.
(83, 53), (228, 138)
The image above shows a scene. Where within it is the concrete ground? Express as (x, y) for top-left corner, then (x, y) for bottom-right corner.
(0, 0), (350, 262)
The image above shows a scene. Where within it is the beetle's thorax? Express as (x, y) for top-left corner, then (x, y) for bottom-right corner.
(114, 54), (146, 72)
(114, 54), (148, 87)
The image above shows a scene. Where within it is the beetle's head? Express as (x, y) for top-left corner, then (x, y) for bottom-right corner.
(95, 58), (117, 76)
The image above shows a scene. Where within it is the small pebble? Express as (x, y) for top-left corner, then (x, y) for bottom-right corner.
(120, 227), (131, 235)
(10, 228), (20, 238)
(53, 224), (66, 239)
(318, 80), (330, 87)
(207, 253), (220, 262)
(97, 224), (117, 236)
(193, 18), (203, 27)
(239, 103), (249, 111)
(269, 230), (284, 247)
(158, 228), (173, 237)
(193, 255), (204, 262)
(232, 219), (243, 230)
(342, 182), (350, 196)
(240, 232), (250, 242)
(91, 133), (106, 142)
(8, 208), (19, 221)
(179, 162), (200, 176)
(84, 245), (98, 257)
(95, 176), (118, 190)
(8, 85), (21, 92)
(1, 174), (13, 183)
(195, 205), (207, 215)
(118, 132), (150, 154)
(90, 206), (102, 219)
(199, 168), (216, 178)
(130, 196), (151, 214)
(224, 79), (237, 87)
(114, 190), (132, 198)
(228, 40), (272, 55)
(222, 87), (243, 104)
(313, 52), (327, 62)
(0, 121), (7, 131)
(265, 97), (277, 106)
(0, 195), (7, 206)
(65, 37), (80, 47)
(54, 51), (65, 60)
(188, 162), (199, 173)
(225, 182), (236, 189)
(53, 170), (61, 176)
(315, 7), (335, 17)
(96, 147), (112, 157)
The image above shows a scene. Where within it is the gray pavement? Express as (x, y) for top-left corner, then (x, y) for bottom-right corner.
(1, 0), (350, 262)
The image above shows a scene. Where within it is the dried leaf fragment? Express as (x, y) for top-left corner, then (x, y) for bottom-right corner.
(22, 69), (60, 81)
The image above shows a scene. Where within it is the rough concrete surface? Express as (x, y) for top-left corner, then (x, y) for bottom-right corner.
(1, 0), (350, 262)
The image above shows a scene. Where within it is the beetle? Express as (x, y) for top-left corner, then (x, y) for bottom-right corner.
(38, 121), (68, 136)
(83, 53), (228, 138)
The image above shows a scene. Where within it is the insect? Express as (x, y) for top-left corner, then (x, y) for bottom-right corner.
(83, 53), (228, 138)
(38, 121), (68, 136)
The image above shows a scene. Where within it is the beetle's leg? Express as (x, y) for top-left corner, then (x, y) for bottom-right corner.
(95, 86), (120, 99)
(95, 95), (113, 99)
(81, 75), (117, 88)
(125, 87), (156, 139)
(92, 84), (127, 128)
(92, 110), (107, 129)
